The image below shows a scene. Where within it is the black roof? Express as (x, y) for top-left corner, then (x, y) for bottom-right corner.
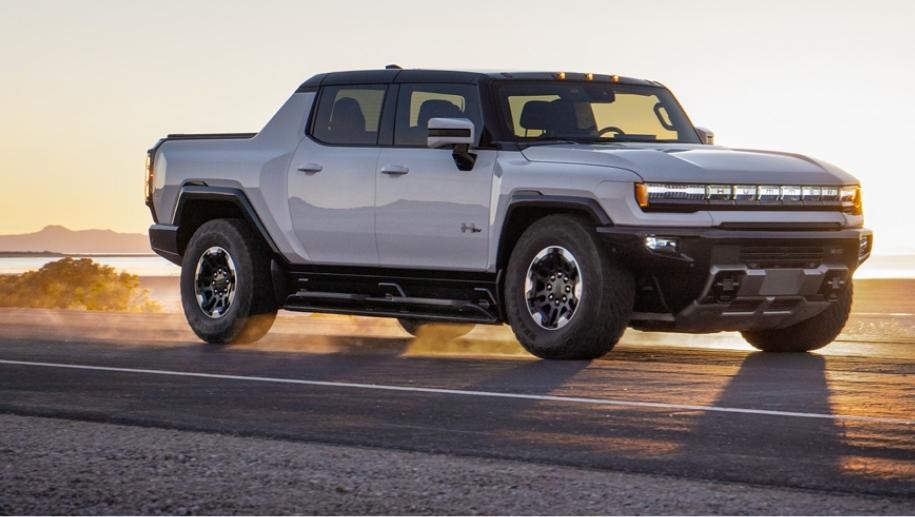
(296, 69), (659, 92)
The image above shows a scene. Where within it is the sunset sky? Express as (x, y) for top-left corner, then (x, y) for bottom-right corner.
(1, 0), (913, 252)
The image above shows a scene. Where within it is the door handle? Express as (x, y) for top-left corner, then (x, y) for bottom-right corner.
(380, 165), (409, 176)
(297, 163), (323, 174)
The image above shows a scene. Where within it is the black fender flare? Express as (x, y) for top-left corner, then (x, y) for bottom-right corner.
(505, 192), (613, 226)
(171, 186), (281, 256)
(494, 192), (614, 271)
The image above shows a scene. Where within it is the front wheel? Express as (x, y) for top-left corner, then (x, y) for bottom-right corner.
(741, 284), (853, 352)
(504, 214), (634, 360)
(180, 218), (278, 344)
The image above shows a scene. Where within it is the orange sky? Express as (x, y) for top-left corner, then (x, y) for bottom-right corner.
(0, 0), (912, 252)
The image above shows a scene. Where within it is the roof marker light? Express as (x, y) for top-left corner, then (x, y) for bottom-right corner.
(556, 72), (566, 80)
(586, 73), (594, 81)
(611, 74), (620, 83)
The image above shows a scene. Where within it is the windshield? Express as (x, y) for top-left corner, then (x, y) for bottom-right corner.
(494, 81), (700, 144)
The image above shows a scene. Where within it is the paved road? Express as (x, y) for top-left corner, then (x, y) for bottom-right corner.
(0, 309), (913, 513)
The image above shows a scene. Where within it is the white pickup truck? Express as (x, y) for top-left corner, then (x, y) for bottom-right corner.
(146, 67), (872, 359)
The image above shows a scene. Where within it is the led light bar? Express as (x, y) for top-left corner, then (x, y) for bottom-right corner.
(821, 187), (840, 201)
(780, 185), (802, 202)
(802, 186), (822, 201)
(646, 183), (706, 200)
(636, 182), (862, 214)
(707, 184), (732, 200)
(758, 185), (781, 202)
(733, 185), (757, 201)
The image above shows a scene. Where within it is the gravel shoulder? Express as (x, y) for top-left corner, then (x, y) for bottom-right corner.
(1, 414), (910, 516)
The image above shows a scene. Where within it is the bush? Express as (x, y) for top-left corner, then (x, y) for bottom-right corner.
(0, 258), (161, 312)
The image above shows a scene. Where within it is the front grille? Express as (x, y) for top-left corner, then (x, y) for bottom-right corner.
(740, 245), (824, 269)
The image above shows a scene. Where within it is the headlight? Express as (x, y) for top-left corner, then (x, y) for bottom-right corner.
(635, 183), (705, 208)
(647, 183), (706, 200)
(840, 185), (862, 215)
(634, 182), (863, 214)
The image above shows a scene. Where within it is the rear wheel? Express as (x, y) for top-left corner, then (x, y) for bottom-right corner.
(180, 218), (278, 344)
(504, 214), (634, 360)
(397, 318), (474, 341)
(741, 284), (853, 352)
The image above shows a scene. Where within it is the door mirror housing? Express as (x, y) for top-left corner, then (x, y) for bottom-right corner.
(427, 117), (477, 171)
(427, 117), (475, 148)
(695, 126), (715, 145)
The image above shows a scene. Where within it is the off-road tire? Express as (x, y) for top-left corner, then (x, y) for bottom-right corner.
(398, 319), (474, 341)
(181, 218), (277, 344)
(504, 214), (634, 360)
(741, 283), (853, 352)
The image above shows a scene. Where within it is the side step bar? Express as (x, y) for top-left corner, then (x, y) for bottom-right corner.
(278, 265), (502, 324)
(285, 291), (498, 323)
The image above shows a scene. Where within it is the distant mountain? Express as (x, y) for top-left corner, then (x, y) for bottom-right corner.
(0, 225), (151, 254)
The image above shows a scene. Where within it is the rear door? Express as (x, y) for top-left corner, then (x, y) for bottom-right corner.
(375, 83), (495, 271)
(288, 84), (388, 265)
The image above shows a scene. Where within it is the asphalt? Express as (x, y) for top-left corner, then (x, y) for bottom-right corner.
(0, 308), (913, 513)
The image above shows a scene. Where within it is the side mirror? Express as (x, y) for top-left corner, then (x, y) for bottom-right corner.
(427, 117), (477, 171)
(427, 117), (475, 148)
(695, 126), (715, 145)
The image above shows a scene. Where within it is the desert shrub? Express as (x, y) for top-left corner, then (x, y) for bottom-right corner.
(0, 258), (161, 312)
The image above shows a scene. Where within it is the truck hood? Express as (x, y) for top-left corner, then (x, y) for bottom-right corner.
(520, 143), (858, 185)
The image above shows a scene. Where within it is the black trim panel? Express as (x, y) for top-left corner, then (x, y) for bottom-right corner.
(164, 133), (257, 140)
(596, 224), (872, 317)
(171, 186), (281, 256)
(320, 69), (401, 86)
(295, 69), (656, 93)
(148, 224), (180, 265)
(508, 193), (613, 226)
(597, 225), (870, 242)
(394, 70), (484, 84)
(429, 128), (472, 138)
(281, 264), (502, 324)
(717, 221), (844, 231)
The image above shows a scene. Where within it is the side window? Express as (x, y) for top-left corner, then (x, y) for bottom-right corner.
(394, 83), (482, 147)
(311, 85), (387, 145)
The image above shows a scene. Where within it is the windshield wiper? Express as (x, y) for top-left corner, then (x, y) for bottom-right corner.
(591, 134), (660, 143)
(517, 138), (582, 149)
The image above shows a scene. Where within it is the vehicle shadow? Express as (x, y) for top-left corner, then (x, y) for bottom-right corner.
(676, 352), (848, 489)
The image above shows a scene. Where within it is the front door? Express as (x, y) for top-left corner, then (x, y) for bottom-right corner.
(375, 83), (494, 271)
(288, 84), (387, 266)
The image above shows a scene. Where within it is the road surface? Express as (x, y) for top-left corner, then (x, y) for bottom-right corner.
(0, 307), (912, 514)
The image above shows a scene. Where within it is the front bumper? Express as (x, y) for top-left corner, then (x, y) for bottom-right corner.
(597, 225), (872, 333)
(149, 224), (181, 265)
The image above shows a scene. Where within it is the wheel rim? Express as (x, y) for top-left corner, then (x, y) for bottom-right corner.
(194, 246), (237, 319)
(524, 246), (583, 330)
